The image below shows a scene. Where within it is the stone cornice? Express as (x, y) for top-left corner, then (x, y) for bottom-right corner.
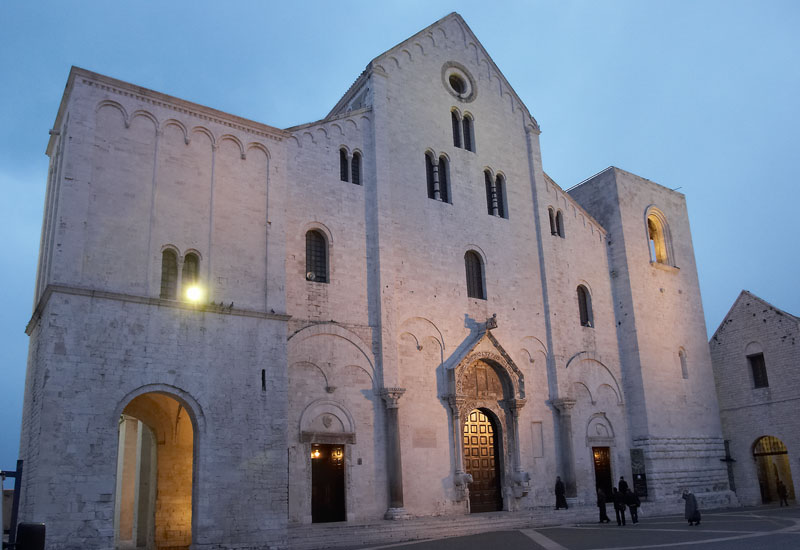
(25, 284), (291, 335)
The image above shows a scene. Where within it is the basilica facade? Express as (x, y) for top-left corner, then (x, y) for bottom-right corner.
(18, 12), (735, 550)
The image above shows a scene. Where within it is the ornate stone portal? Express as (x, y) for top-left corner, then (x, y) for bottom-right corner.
(446, 331), (530, 510)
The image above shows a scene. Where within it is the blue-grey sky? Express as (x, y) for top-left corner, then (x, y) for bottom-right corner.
(1, 1), (798, 470)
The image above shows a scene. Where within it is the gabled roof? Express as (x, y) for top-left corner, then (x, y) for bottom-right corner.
(710, 290), (800, 341)
(326, 12), (540, 131)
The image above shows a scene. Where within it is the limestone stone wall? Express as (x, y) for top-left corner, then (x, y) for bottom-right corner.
(710, 291), (800, 505)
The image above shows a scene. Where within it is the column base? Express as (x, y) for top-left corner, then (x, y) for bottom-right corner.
(384, 507), (412, 520)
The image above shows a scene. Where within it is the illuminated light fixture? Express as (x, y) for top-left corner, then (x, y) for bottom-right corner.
(311, 448), (321, 459)
(333, 448), (343, 459)
(185, 284), (204, 303)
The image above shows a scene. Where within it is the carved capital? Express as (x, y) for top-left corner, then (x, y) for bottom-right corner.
(504, 398), (527, 417)
(447, 395), (467, 416)
(552, 398), (576, 414)
(380, 387), (406, 409)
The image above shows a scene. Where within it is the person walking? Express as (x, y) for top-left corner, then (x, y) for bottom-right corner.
(777, 480), (789, 506)
(625, 489), (640, 524)
(682, 490), (701, 526)
(554, 476), (568, 510)
(612, 487), (626, 526)
(597, 487), (611, 523)
(618, 476), (629, 494)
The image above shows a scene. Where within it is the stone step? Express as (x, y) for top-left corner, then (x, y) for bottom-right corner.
(289, 506), (599, 550)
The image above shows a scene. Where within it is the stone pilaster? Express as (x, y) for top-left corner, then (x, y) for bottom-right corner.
(381, 388), (410, 519)
(553, 398), (577, 497)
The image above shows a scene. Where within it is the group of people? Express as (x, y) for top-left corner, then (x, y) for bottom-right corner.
(596, 477), (640, 526)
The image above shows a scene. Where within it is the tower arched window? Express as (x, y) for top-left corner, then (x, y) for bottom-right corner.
(646, 208), (674, 265)
(462, 115), (474, 152)
(679, 348), (689, 379)
(351, 152), (361, 185)
(438, 155), (450, 204)
(577, 285), (593, 327)
(182, 252), (199, 291)
(451, 111), (462, 148)
(425, 152), (436, 199)
(160, 249), (178, 300)
(548, 207), (557, 235)
(305, 230), (328, 283)
(495, 174), (506, 219)
(465, 251), (485, 300)
(556, 210), (565, 237)
(339, 148), (349, 182)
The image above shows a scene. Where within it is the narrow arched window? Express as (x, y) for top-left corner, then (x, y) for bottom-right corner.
(452, 111), (462, 148)
(305, 230), (328, 283)
(577, 285), (593, 327)
(556, 210), (565, 237)
(485, 170), (494, 215)
(462, 115), (474, 152)
(465, 251), (485, 300)
(438, 155), (450, 204)
(548, 207), (557, 235)
(495, 175), (506, 219)
(160, 249), (178, 300)
(647, 214), (670, 264)
(351, 152), (361, 185)
(679, 349), (689, 379)
(339, 149), (349, 182)
(425, 152), (436, 199)
(182, 253), (199, 288)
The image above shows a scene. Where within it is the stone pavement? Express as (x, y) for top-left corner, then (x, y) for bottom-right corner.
(289, 505), (800, 550)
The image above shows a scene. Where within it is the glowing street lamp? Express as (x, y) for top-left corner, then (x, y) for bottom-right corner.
(185, 284), (204, 304)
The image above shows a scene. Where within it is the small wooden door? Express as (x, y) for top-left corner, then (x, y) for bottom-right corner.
(464, 409), (502, 513)
(311, 444), (345, 523)
(593, 446), (613, 498)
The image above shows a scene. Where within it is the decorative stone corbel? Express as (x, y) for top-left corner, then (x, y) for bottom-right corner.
(454, 471), (473, 501)
(512, 470), (531, 498)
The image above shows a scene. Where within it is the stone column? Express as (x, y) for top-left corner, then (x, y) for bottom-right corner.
(553, 398), (577, 497)
(432, 162), (441, 201)
(381, 388), (410, 519)
(505, 398), (527, 474)
(447, 396), (473, 500)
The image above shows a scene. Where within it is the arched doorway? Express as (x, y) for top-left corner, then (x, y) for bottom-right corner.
(753, 436), (795, 504)
(463, 409), (503, 512)
(115, 392), (195, 549)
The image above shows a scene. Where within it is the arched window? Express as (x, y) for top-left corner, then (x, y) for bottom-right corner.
(462, 115), (474, 152)
(556, 210), (565, 237)
(425, 152), (436, 199)
(438, 155), (450, 204)
(679, 348), (689, 379)
(351, 152), (361, 185)
(646, 208), (673, 265)
(577, 285), (593, 327)
(484, 170), (494, 215)
(160, 249), (178, 300)
(182, 252), (199, 290)
(495, 174), (506, 219)
(746, 342), (768, 388)
(548, 207), (557, 235)
(451, 111), (462, 148)
(465, 251), (485, 300)
(339, 148), (349, 182)
(305, 230), (328, 283)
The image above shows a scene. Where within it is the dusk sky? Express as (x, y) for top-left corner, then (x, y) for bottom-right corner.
(1, 1), (798, 470)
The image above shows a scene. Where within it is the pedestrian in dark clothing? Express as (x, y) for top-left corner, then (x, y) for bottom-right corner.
(682, 490), (701, 526)
(625, 489), (640, 524)
(618, 476), (629, 494)
(612, 487), (626, 526)
(777, 480), (789, 506)
(597, 487), (611, 523)
(554, 476), (568, 509)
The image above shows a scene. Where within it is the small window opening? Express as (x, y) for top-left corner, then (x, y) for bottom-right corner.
(679, 349), (689, 379)
(451, 111), (462, 148)
(463, 116), (473, 152)
(556, 210), (565, 237)
(425, 153), (436, 200)
(182, 253), (199, 288)
(548, 208), (557, 235)
(438, 155), (450, 204)
(748, 353), (768, 388)
(465, 251), (485, 300)
(305, 230), (328, 283)
(495, 175), (506, 219)
(351, 152), (361, 185)
(339, 149), (349, 182)
(577, 285), (593, 327)
(449, 74), (466, 94)
(160, 250), (178, 300)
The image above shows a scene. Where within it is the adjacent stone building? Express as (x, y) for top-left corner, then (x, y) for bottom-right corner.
(18, 12), (735, 550)
(710, 290), (799, 506)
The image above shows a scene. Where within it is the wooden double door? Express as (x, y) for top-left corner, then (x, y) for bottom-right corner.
(463, 409), (503, 512)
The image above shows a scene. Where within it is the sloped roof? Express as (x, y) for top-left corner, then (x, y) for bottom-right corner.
(710, 289), (800, 341)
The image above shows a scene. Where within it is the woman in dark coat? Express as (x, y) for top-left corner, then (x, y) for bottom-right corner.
(682, 490), (700, 526)
(612, 487), (626, 526)
(554, 476), (568, 510)
(625, 489), (640, 524)
(597, 487), (611, 523)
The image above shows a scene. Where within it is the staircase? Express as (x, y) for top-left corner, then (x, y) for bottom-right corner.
(289, 506), (599, 550)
